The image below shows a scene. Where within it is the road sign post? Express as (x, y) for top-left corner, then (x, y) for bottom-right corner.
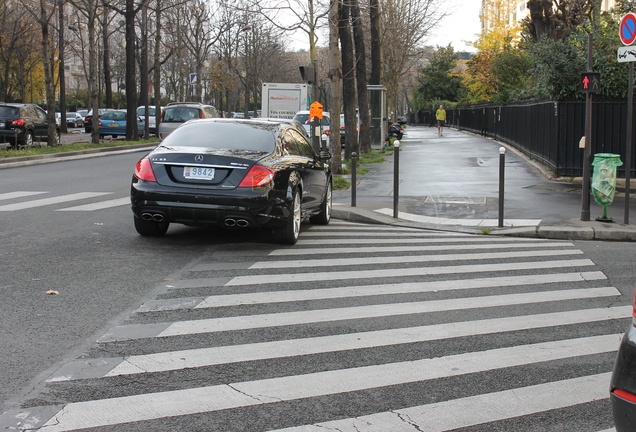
(619, 13), (636, 224)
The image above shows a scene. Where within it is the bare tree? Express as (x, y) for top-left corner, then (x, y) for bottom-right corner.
(328, 0), (342, 172)
(23, 0), (59, 144)
(350, 0), (370, 153)
(380, 0), (444, 120)
(339, 0), (357, 159)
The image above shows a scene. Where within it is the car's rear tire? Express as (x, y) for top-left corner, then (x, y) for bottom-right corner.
(272, 189), (301, 245)
(310, 180), (332, 225)
(23, 131), (34, 147)
(134, 216), (169, 236)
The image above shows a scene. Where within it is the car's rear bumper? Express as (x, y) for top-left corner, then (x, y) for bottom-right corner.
(131, 180), (290, 229)
(611, 326), (636, 431)
(0, 129), (22, 144)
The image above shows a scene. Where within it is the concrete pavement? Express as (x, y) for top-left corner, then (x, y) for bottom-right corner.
(332, 125), (636, 241)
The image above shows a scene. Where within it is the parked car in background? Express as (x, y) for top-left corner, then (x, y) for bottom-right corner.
(84, 108), (115, 133)
(0, 103), (60, 148)
(293, 110), (331, 139)
(610, 285), (636, 431)
(77, 109), (89, 119)
(232, 112), (245, 119)
(137, 105), (161, 135)
(131, 118), (332, 244)
(98, 110), (144, 139)
(158, 102), (220, 139)
(339, 113), (359, 145)
(66, 112), (84, 128)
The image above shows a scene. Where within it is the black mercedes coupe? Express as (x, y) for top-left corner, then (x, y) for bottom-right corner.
(131, 118), (332, 244)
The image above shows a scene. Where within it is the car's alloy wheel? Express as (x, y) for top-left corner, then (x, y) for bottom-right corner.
(134, 216), (169, 236)
(272, 189), (301, 245)
(24, 131), (33, 147)
(310, 180), (332, 225)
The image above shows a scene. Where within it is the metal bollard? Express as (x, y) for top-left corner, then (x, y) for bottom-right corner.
(498, 147), (506, 227)
(393, 141), (400, 218)
(351, 152), (357, 207)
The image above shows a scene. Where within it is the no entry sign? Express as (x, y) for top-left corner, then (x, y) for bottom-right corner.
(620, 13), (636, 45)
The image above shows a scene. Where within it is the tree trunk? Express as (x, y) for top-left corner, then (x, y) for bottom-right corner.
(339, 0), (357, 160)
(125, 0), (138, 140)
(369, 0), (382, 85)
(350, 0), (370, 153)
(58, 0), (67, 134)
(328, 0), (342, 173)
(153, 0), (162, 134)
(39, 0), (57, 146)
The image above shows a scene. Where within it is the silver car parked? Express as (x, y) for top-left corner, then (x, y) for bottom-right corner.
(157, 102), (220, 140)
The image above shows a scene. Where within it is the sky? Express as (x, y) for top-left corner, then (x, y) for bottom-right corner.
(288, 0), (483, 53)
(426, 0), (482, 52)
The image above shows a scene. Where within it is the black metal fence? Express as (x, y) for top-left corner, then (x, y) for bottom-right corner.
(414, 100), (636, 177)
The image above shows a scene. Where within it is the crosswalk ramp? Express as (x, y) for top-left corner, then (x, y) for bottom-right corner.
(0, 191), (128, 211)
(0, 221), (625, 431)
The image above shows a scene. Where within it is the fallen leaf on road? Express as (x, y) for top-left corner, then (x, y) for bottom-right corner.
(45, 289), (59, 295)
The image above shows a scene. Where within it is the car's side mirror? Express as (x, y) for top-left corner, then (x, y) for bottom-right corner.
(319, 150), (332, 160)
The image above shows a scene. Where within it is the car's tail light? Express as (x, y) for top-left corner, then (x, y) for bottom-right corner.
(134, 157), (156, 182)
(239, 165), (275, 187)
(613, 388), (636, 403)
(98, 120), (102, 126)
(11, 119), (25, 126)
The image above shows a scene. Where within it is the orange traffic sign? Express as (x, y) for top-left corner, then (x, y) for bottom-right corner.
(309, 101), (323, 119)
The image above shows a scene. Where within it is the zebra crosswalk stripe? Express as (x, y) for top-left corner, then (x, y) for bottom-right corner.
(0, 192), (112, 211)
(39, 336), (620, 432)
(268, 373), (612, 432)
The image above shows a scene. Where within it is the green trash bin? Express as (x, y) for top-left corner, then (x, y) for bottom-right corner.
(591, 153), (623, 222)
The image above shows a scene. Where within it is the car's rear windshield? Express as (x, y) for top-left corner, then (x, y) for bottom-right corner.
(0, 107), (19, 118)
(163, 107), (200, 122)
(162, 121), (276, 153)
(101, 112), (126, 121)
(138, 107), (156, 116)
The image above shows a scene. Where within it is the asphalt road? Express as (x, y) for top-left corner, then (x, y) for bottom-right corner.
(0, 151), (635, 431)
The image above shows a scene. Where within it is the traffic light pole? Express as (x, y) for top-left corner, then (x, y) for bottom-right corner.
(581, 33), (593, 221)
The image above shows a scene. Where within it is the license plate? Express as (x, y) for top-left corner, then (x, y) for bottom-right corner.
(184, 166), (215, 180)
(108, 122), (119, 126)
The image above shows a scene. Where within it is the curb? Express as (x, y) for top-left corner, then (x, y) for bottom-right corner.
(332, 207), (636, 242)
(0, 143), (156, 169)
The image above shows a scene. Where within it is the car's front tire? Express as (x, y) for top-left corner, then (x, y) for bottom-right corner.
(310, 180), (332, 225)
(134, 215), (169, 236)
(272, 189), (301, 245)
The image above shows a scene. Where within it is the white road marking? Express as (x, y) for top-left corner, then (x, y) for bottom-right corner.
(57, 197), (130, 211)
(157, 287), (618, 337)
(237, 249), (583, 270)
(225, 259), (596, 286)
(0, 191), (47, 201)
(268, 373), (612, 432)
(269, 241), (574, 256)
(189, 271), (606, 309)
(0, 192), (112, 211)
(39, 336), (619, 431)
(91, 306), (629, 378)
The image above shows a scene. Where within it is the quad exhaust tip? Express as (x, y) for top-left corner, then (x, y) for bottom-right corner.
(142, 213), (164, 222)
(224, 218), (250, 227)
